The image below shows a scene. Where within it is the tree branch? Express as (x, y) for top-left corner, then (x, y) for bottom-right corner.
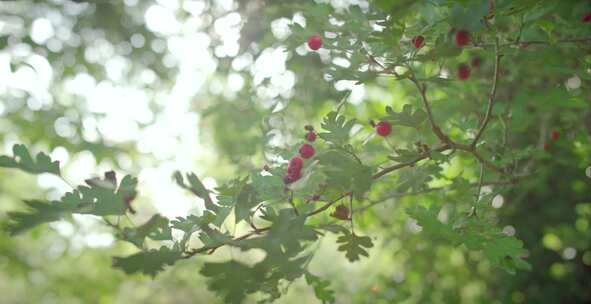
(183, 226), (270, 258)
(472, 37), (502, 147)
(408, 74), (452, 144)
(372, 144), (451, 179)
(472, 37), (591, 48)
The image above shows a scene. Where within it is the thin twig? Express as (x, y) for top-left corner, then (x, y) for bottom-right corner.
(349, 193), (354, 234)
(288, 190), (299, 216)
(54, 173), (75, 189)
(475, 162), (485, 203)
(354, 177), (519, 214)
(408, 74), (452, 144)
(305, 192), (350, 217)
(372, 144), (451, 179)
(472, 36), (502, 147)
(183, 226), (270, 258)
(335, 90), (351, 114)
(470, 37), (591, 48)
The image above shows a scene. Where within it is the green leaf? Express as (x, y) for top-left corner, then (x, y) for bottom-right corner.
(317, 150), (372, 199)
(449, 2), (488, 31)
(384, 104), (427, 128)
(121, 214), (172, 248)
(397, 164), (439, 193)
(388, 148), (421, 163)
(174, 171), (231, 227)
(460, 217), (531, 273)
(305, 272), (336, 304)
(173, 171), (214, 206)
(200, 261), (264, 304)
(171, 212), (216, 233)
(171, 211), (216, 248)
(5, 199), (76, 235)
(251, 172), (285, 203)
(408, 206), (531, 273)
(198, 228), (233, 248)
(336, 230), (374, 262)
(74, 172), (138, 216)
(234, 184), (259, 223)
(407, 205), (458, 242)
(238, 208), (320, 256)
(112, 246), (182, 277)
(4, 172), (135, 234)
(318, 111), (357, 146)
(0, 144), (60, 175)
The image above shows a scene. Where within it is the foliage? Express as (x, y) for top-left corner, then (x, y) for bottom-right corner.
(1, 0), (590, 303)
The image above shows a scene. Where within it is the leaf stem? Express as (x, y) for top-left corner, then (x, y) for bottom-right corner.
(349, 193), (354, 234)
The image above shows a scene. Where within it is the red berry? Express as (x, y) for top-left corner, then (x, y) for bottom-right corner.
(299, 144), (315, 159)
(375, 121), (392, 137)
(455, 30), (470, 47)
(458, 64), (471, 80)
(543, 143), (551, 151)
(305, 131), (317, 142)
(582, 13), (591, 22)
(287, 165), (301, 176)
(307, 35), (323, 50)
(289, 156), (303, 168)
(288, 156), (303, 171)
(551, 130), (560, 141)
(283, 170), (302, 184)
(412, 35), (425, 48)
(471, 56), (482, 67)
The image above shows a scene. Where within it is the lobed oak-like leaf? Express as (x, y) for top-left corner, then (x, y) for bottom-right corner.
(318, 111), (356, 146)
(112, 246), (182, 277)
(336, 230), (374, 262)
(0, 144), (60, 175)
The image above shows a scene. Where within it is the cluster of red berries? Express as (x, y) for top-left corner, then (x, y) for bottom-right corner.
(543, 130), (560, 150)
(410, 30), (476, 81)
(284, 125), (317, 184)
(412, 29), (470, 50)
(453, 29), (476, 80)
(583, 12), (591, 23)
(457, 56), (483, 80)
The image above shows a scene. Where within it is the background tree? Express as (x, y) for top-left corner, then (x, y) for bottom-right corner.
(1, 0), (590, 303)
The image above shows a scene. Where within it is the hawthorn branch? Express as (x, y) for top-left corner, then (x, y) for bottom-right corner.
(349, 193), (355, 234)
(472, 37), (502, 147)
(288, 190), (299, 216)
(372, 144), (451, 179)
(182, 140), (509, 258)
(183, 226), (270, 258)
(478, 37), (591, 48)
(475, 162), (485, 203)
(305, 192), (350, 217)
(182, 34), (511, 260)
(354, 177), (520, 215)
(452, 143), (506, 175)
(464, 37), (591, 49)
(408, 74), (452, 145)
